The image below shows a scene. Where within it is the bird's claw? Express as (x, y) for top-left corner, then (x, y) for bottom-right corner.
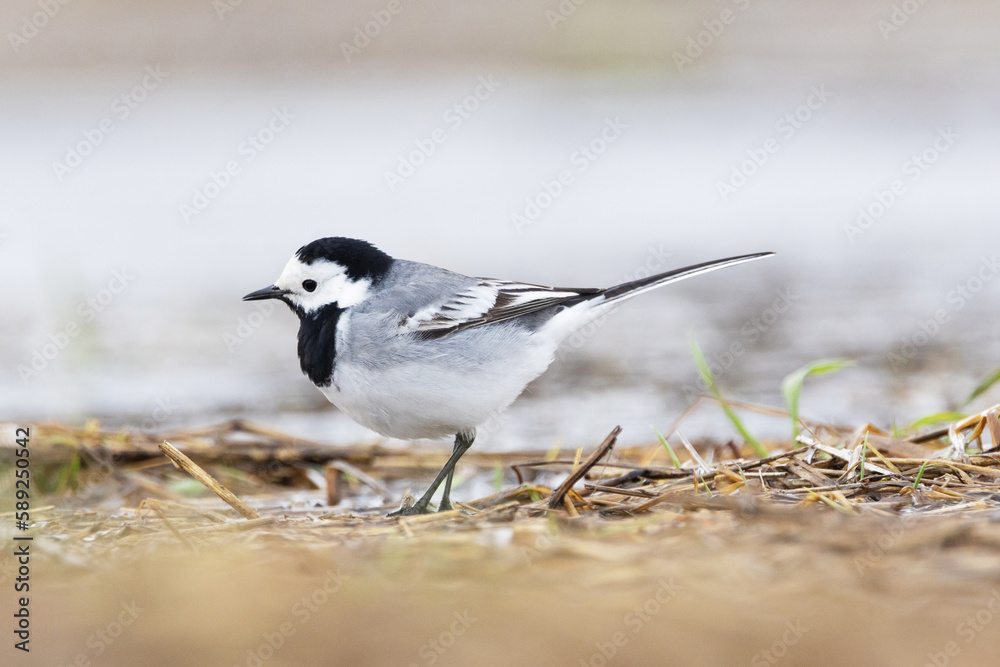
(386, 503), (431, 517)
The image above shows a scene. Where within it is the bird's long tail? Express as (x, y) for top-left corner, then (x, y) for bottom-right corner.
(541, 251), (774, 345)
(598, 252), (775, 305)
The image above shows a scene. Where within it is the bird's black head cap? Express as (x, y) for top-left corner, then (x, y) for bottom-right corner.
(295, 237), (394, 284)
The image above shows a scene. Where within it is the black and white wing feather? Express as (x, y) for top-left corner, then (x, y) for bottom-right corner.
(403, 279), (598, 338)
(400, 252), (774, 340)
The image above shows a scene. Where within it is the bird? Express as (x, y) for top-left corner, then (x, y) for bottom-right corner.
(243, 237), (773, 515)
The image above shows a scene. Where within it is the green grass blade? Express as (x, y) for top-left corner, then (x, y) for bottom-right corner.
(653, 427), (682, 468)
(690, 333), (767, 458)
(908, 411), (967, 431)
(964, 366), (1000, 407)
(53, 453), (82, 494)
(696, 473), (711, 495)
(858, 434), (867, 481)
(913, 460), (930, 489)
(781, 358), (856, 440)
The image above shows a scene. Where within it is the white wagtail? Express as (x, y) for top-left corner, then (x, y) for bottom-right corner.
(244, 237), (773, 515)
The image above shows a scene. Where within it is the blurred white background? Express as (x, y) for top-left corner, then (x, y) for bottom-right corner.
(2, 0), (998, 447)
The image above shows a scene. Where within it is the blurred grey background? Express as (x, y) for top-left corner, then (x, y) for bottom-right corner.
(2, 0), (999, 448)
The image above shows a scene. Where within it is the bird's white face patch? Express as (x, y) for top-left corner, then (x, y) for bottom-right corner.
(274, 257), (371, 313)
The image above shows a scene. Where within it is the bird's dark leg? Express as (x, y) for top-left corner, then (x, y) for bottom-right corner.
(388, 428), (475, 516)
(438, 429), (476, 511)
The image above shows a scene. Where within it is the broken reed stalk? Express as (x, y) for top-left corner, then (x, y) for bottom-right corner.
(159, 441), (260, 519)
(26, 408), (1000, 523)
(548, 426), (622, 510)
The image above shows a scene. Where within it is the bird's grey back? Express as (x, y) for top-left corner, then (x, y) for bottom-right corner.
(362, 259), (582, 335)
(355, 259), (480, 318)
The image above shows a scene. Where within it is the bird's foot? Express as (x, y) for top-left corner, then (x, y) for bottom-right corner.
(437, 499), (453, 512)
(386, 502), (432, 517)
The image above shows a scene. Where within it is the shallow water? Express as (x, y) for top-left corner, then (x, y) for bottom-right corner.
(3, 65), (999, 449)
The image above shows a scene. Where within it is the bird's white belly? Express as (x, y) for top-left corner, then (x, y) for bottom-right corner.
(320, 343), (554, 441)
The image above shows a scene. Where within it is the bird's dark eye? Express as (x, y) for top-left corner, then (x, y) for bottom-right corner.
(302, 280), (317, 292)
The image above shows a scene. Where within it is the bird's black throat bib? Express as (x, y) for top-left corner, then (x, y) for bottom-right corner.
(296, 303), (342, 387)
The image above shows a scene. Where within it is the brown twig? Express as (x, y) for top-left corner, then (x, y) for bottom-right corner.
(584, 484), (658, 498)
(547, 426), (622, 510)
(159, 441), (260, 519)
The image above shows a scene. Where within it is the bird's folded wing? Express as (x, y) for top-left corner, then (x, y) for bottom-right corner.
(402, 279), (598, 338)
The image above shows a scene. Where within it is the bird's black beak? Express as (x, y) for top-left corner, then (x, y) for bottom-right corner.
(242, 285), (289, 301)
